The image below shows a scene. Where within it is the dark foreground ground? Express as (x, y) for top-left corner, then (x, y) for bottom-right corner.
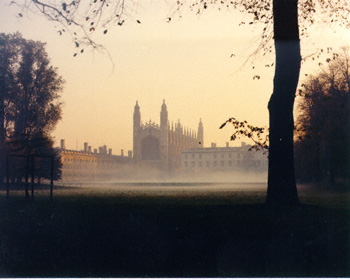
(0, 186), (349, 277)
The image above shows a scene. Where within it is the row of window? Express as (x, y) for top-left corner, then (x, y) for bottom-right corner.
(184, 153), (241, 160)
(63, 170), (120, 175)
(63, 157), (124, 165)
(63, 158), (96, 163)
(183, 160), (242, 168)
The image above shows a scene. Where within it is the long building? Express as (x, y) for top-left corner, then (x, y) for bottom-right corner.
(58, 101), (267, 181)
(181, 142), (268, 174)
(59, 140), (132, 182)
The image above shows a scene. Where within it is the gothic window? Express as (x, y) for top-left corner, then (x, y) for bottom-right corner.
(141, 136), (160, 160)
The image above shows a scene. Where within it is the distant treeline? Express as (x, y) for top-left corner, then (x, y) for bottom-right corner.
(294, 48), (350, 186)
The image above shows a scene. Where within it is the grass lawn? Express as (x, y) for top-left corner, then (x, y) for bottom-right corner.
(0, 185), (349, 277)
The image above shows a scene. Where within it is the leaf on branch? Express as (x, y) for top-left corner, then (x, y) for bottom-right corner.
(18, 13), (23, 17)
(137, 20), (141, 24)
(104, 29), (108, 34)
(219, 122), (227, 129)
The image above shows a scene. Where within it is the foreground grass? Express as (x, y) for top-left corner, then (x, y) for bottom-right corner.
(0, 187), (349, 277)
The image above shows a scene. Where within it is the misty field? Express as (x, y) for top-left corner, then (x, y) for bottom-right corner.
(0, 182), (349, 277)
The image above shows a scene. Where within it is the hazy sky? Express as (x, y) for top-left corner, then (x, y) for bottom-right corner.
(0, 1), (349, 154)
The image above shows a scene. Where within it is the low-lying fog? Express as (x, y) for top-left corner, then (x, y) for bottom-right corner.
(59, 170), (268, 200)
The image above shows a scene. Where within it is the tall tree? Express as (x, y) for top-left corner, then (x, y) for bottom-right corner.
(10, 0), (350, 207)
(266, 0), (300, 207)
(0, 33), (64, 183)
(295, 48), (350, 184)
(0, 33), (22, 185)
(8, 36), (63, 148)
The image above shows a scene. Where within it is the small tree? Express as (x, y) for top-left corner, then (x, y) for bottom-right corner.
(7, 134), (62, 182)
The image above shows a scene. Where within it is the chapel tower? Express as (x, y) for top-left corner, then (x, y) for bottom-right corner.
(133, 101), (141, 161)
(198, 118), (204, 147)
(160, 100), (169, 170)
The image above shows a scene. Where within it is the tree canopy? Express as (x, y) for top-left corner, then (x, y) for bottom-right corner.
(9, 0), (350, 55)
(0, 33), (63, 144)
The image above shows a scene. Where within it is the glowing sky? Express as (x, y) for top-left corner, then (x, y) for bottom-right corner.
(0, 1), (349, 154)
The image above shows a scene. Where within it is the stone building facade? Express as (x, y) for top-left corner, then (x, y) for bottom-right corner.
(133, 100), (203, 172)
(59, 140), (132, 182)
(181, 142), (268, 174)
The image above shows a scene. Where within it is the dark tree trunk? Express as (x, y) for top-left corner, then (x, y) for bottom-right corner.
(266, 0), (301, 208)
(0, 95), (4, 188)
(0, 58), (5, 188)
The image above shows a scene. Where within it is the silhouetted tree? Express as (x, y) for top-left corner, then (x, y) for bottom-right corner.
(295, 48), (350, 185)
(0, 33), (64, 185)
(11, 0), (350, 208)
(0, 33), (22, 185)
